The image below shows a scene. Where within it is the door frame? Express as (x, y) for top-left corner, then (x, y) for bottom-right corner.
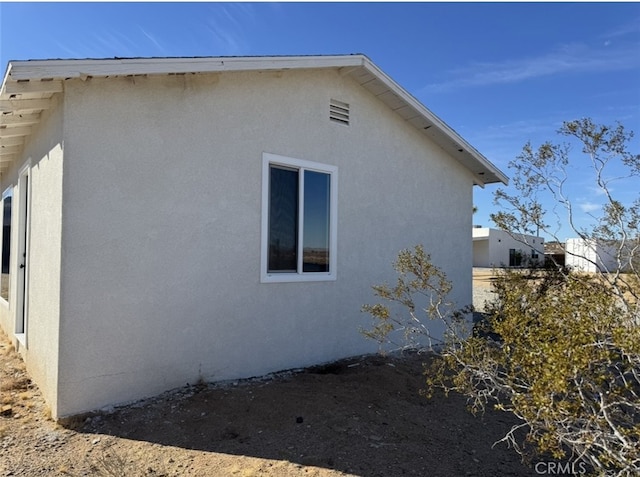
(15, 161), (31, 346)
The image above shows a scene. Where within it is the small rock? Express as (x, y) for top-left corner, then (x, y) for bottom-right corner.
(296, 416), (304, 424)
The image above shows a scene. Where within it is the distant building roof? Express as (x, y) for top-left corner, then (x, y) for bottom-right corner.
(544, 241), (566, 255)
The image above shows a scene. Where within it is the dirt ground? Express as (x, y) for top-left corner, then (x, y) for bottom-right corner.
(1, 271), (537, 477)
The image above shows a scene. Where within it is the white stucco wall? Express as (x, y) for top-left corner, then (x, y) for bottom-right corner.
(472, 228), (544, 268)
(565, 238), (619, 272)
(472, 232), (490, 267)
(0, 95), (64, 415)
(54, 69), (476, 418)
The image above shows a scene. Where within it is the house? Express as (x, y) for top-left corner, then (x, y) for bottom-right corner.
(0, 55), (507, 419)
(565, 237), (629, 273)
(472, 227), (544, 268)
(544, 241), (566, 267)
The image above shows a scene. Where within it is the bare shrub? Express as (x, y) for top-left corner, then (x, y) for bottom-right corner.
(363, 120), (640, 476)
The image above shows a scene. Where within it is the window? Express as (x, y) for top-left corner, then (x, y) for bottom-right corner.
(1, 188), (12, 302)
(261, 153), (337, 282)
(509, 248), (522, 267)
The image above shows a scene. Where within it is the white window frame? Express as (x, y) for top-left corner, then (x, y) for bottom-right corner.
(261, 152), (338, 283)
(0, 186), (13, 306)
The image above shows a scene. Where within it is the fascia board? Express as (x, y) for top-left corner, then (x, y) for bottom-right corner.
(360, 57), (508, 186)
(1, 53), (508, 185)
(0, 63), (13, 97)
(5, 55), (367, 81)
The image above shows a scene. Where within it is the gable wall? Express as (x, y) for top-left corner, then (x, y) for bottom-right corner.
(56, 68), (475, 417)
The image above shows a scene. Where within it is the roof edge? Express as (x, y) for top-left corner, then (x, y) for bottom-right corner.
(5, 54), (368, 81)
(1, 54), (508, 185)
(360, 57), (509, 186)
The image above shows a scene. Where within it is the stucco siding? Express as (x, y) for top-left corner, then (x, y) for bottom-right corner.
(56, 69), (475, 417)
(0, 96), (64, 415)
(565, 238), (619, 272)
(472, 238), (489, 267)
(473, 228), (544, 268)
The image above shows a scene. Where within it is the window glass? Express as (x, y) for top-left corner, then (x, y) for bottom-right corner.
(1, 193), (12, 301)
(268, 166), (298, 272)
(509, 248), (522, 267)
(303, 170), (330, 272)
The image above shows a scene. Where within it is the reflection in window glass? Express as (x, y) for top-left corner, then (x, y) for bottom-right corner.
(267, 166), (332, 274)
(268, 166), (299, 272)
(1, 193), (12, 301)
(303, 170), (330, 272)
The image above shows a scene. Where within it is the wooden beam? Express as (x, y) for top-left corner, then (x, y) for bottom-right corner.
(339, 66), (361, 77)
(0, 113), (40, 126)
(0, 146), (21, 156)
(0, 137), (24, 147)
(3, 80), (63, 96)
(0, 99), (52, 113)
(0, 126), (31, 138)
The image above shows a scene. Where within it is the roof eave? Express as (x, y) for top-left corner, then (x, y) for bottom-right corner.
(1, 55), (508, 185)
(4, 55), (367, 81)
(357, 57), (507, 186)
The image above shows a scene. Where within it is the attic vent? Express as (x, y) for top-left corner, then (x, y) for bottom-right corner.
(329, 99), (350, 126)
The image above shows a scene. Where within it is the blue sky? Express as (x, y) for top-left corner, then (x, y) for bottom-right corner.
(1, 2), (639, 241)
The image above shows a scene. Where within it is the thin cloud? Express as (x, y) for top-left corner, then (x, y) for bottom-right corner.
(91, 30), (138, 58)
(578, 201), (601, 213)
(422, 41), (640, 93)
(600, 17), (640, 40)
(203, 4), (256, 56)
(475, 119), (561, 142)
(139, 27), (165, 56)
(53, 41), (85, 60)
(588, 186), (610, 197)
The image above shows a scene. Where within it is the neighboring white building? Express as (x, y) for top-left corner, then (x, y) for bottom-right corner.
(565, 238), (621, 272)
(0, 55), (507, 419)
(472, 227), (544, 268)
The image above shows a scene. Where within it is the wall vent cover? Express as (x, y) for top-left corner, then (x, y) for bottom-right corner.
(329, 99), (350, 125)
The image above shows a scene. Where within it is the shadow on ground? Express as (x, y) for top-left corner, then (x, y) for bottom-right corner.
(71, 353), (535, 477)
